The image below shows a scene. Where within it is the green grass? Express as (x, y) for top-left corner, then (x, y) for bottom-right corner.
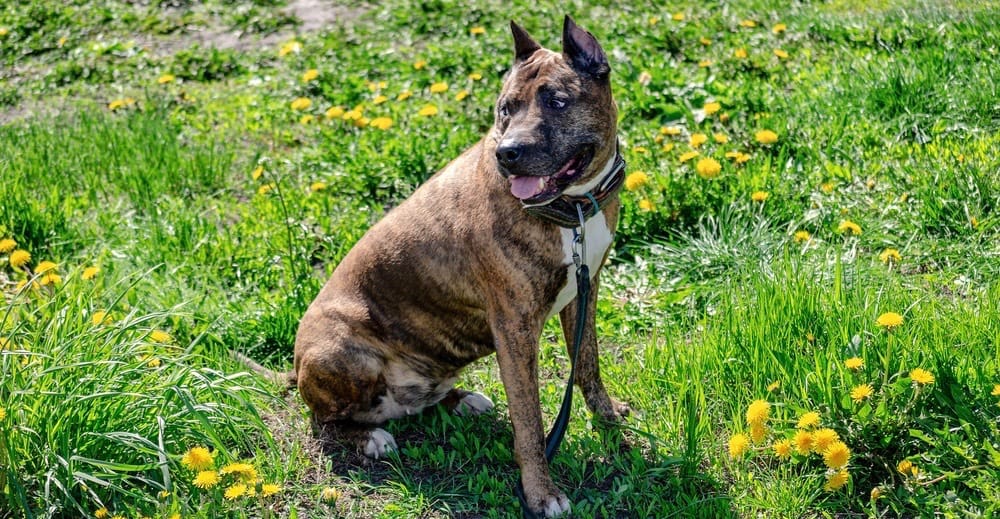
(2, 0), (1000, 517)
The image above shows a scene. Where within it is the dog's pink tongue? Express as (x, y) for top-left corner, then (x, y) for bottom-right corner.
(509, 176), (546, 200)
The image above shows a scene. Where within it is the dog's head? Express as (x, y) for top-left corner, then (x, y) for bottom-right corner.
(493, 16), (617, 205)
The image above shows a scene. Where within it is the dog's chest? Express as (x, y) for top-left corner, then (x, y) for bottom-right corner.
(547, 212), (613, 318)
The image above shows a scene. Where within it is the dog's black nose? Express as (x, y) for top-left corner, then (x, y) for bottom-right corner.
(495, 143), (524, 168)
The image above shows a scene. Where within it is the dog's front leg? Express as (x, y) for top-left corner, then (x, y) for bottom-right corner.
(559, 269), (630, 423)
(492, 307), (570, 517)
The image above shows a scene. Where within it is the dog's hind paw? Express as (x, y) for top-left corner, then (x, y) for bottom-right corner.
(363, 428), (398, 459)
(454, 391), (495, 416)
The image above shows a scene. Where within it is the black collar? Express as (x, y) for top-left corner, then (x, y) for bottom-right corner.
(522, 150), (626, 228)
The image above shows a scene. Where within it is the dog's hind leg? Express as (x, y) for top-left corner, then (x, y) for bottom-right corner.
(440, 388), (495, 416)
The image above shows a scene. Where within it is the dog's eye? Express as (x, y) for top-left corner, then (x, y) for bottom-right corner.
(499, 103), (510, 117)
(546, 97), (568, 110)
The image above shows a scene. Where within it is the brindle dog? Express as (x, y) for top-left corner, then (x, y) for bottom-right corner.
(292, 16), (628, 517)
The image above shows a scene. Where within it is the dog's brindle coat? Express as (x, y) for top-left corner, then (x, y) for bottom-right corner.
(293, 17), (627, 517)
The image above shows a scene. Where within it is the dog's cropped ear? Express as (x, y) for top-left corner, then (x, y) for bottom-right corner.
(510, 21), (541, 63)
(562, 15), (610, 80)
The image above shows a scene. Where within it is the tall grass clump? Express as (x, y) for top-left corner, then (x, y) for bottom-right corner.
(0, 263), (281, 517)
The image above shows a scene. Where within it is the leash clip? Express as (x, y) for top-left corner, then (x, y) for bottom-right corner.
(571, 203), (587, 270)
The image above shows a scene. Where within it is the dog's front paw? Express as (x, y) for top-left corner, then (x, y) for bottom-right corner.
(531, 490), (571, 517)
(363, 428), (398, 459)
(454, 391), (494, 416)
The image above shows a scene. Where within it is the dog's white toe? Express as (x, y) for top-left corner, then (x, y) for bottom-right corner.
(454, 391), (494, 416)
(542, 493), (571, 517)
(363, 428), (398, 459)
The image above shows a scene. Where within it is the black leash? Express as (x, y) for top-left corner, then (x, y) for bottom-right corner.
(515, 203), (592, 518)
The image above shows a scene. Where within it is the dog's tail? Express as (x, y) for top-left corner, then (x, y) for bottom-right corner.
(231, 350), (297, 390)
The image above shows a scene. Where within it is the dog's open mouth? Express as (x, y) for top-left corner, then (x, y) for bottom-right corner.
(508, 146), (595, 204)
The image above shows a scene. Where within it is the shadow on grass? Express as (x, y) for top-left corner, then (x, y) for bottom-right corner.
(309, 403), (732, 518)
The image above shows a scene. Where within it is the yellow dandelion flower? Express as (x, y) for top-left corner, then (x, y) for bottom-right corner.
(290, 97), (312, 111)
(672, 13), (685, 21)
(158, 490), (171, 500)
(413, 59), (427, 70)
(734, 48), (748, 59)
(469, 72), (483, 81)
(713, 132), (728, 144)
(625, 171), (649, 191)
(418, 104), (439, 117)
(638, 199), (655, 211)
(224, 483), (248, 500)
(251, 165), (264, 180)
(321, 486), (340, 502)
(193, 470), (220, 489)
(745, 399), (770, 426)
(9, 249), (31, 269)
(469, 26), (485, 35)
(751, 191), (769, 202)
(844, 357), (864, 370)
(755, 129), (779, 144)
(301, 69), (319, 82)
(773, 23), (787, 34)
(793, 429), (813, 455)
(220, 462), (258, 482)
(698, 60), (713, 68)
(767, 380), (780, 392)
(95, 507), (109, 519)
(661, 126), (682, 136)
(157, 74), (175, 84)
(649, 16), (660, 25)
(0, 238), (15, 253)
(897, 459), (913, 475)
(689, 133), (708, 148)
(812, 428), (840, 454)
(168, 514), (180, 519)
(108, 98), (134, 111)
(824, 469), (849, 491)
(369, 117), (393, 130)
(774, 49), (789, 59)
(181, 446), (214, 471)
(149, 330), (171, 343)
(728, 433), (750, 458)
(354, 116), (370, 128)
(820, 182), (835, 193)
(876, 312), (903, 330)
(837, 220), (862, 235)
(909, 368), (934, 385)
(824, 441), (851, 469)
(300, 114), (314, 125)
(91, 311), (112, 326)
(455, 89), (469, 101)
(342, 109), (363, 121)
(750, 423), (768, 443)
(35, 260), (57, 274)
(0, 407), (6, 420)
(258, 183), (275, 195)
(81, 266), (100, 280)
(325, 106), (345, 119)
(278, 40), (301, 56)
(310, 181), (327, 192)
(632, 146), (649, 155)
(735, 152), (751, 164)
(879, 248), (901, 264)
(699, 37), (712, 46)
(992, 384), (1000, 397)
(430, 82), (448, 94)
(703, 101), (721, 115)
(739, 19), (757, 28)
(372, 94), (388, 105)
(696, 158), (722, 179)
(393, 90), (411, 102)
(679, 151), (700, 163)
(261, 483), (281, 497)
(793, 230), (811, 243)
(40, 273), (62, 286)
(661, 142), (675, 152)
(773, 439), (792, 459)
(850, 384), (873, 403)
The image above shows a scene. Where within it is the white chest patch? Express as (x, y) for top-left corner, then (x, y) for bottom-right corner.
(547, 211), (613, 319)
